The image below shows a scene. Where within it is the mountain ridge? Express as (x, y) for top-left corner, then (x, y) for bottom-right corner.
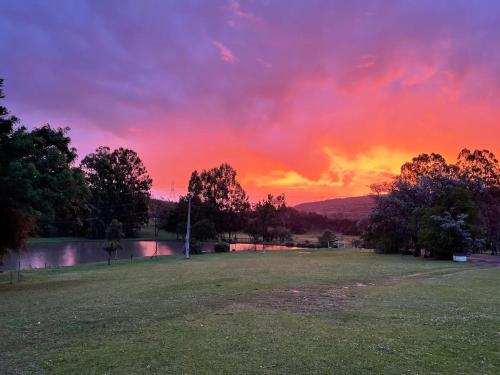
(294, 195), (376, 220)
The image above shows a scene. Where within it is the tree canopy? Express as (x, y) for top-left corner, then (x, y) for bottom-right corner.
(187, 163), (250, 236)
(0, 80), (90, 262)
(81, 147), (152, 237)
(363, 149), (500, 259)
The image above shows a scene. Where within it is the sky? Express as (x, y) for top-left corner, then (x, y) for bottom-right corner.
(2, 0), (500, 204)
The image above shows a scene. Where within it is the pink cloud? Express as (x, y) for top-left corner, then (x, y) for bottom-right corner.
(211, 40), (237, 63)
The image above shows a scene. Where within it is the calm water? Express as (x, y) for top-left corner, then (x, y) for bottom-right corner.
(1, 241), (303, 271)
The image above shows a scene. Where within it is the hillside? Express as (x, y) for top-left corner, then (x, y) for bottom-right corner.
(294, 195), (376, 220)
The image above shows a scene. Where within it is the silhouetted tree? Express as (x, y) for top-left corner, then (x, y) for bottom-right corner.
(457, 149), (500, 254)
(400, 153), (455, 185)
(81, 147), (152, 237)
(362, 149), (493, 258)
(191, 218), (217, 241)
(251, 194), (286, 242)
(22, 125), (90, 236)
(187, 163), (250, 237)
(270, 226), (292, 243)
(0, 79), (31, 263)
(104, 219), (124, 265)
(318, 230), (337, 247)
(0, 80), (89, 263)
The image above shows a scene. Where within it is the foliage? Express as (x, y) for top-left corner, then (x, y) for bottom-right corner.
(318, 230), (337, 247)
(149, 198), (175, 237)
(0, 79), (89, 261)
(243, 218), (261, 243)
(81, 147), (152, 237)
(213, 242), (230, 253)
(457, 149), (500, 254)
(191, 218), (217, 241)
(104, 219), (124, 265)
(270, 226), (292, 243)
(188, 163), (250, 236)
(248, 194), (286, 242)
(363, 149), (497, 258)
(0, 208), (34, 264)
(418, 187), (481, 259)
(189, 240), (203, 255)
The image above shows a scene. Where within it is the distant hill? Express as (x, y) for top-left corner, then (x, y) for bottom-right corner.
(294, 195), (376, 220)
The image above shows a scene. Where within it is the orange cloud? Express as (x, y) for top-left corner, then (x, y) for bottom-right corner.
(244, 147), (413, 198)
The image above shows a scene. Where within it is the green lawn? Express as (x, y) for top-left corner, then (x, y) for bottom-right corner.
(1, 250), (499, 374)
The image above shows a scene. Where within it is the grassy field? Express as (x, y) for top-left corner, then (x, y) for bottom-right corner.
(1, 249), (499, 374)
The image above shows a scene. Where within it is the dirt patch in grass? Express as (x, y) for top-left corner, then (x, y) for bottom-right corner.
(217, 268), (483, 316)
(219, 287), (353, 315)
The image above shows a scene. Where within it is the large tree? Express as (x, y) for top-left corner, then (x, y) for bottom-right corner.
(400, 153), (455, 185)
(0, 79), (33, 262)
(19, 125), (90, 236)
(457, 149), (500, 254)
(418, 186), (482, 259)
(0, 80), (90, 263)
(81, 147), (152, 237)
(245, 194), (286, 242)
(187, 163), (249, 236)
(362, 150), (490, 257)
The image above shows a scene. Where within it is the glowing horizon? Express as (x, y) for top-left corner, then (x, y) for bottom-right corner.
(2, 1), (499, 204)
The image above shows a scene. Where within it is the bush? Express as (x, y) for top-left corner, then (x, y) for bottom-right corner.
(189, 240), (203, 255)
(213, 242), (230, 253)
(318, 230), (337, 247)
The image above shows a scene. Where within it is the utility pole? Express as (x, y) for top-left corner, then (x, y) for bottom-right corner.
(185, 196), (191, 259)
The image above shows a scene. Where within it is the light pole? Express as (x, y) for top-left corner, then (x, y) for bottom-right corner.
(185, 197), (191, 259)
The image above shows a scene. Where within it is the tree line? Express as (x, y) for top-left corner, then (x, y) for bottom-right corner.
(155, 163), (355, 250)
(4, 78), (496, 263)
(0, 80), (152, 262)
(1, 79), (347, 263)
(361, 151), (500, 259)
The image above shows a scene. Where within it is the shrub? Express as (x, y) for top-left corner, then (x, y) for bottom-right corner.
(189, 240), (203, 255)
(318, 230), (337, 247)
(213, 242), (230, 253)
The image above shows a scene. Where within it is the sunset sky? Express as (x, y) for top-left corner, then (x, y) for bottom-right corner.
(2, 0), (500, 204)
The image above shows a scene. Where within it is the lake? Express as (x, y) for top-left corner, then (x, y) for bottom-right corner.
(1, 241), (304, 271)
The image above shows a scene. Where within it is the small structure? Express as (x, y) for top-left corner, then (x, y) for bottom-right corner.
(453, 253), (468, 262)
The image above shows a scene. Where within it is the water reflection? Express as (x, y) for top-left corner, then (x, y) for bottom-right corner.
(1, 241), (304, 271)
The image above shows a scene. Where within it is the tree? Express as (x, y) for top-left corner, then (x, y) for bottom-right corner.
(191, 218), (217, 241)
(318, 230), (337, 247)
(363, 149), (486, 258)
(400, 153), (454, 185)
(270, 226), (292, 243)
(457, 149), (500, 254)
(20, 125), (90, 236)
(149, 198), (175, 237)
(81, 147), (152, 237)
(104, 219), (124, 265)
(418, 187), (482, 259)
(0, 79), (32, 263)
(457, 149), (500, 189)
(187, 163), (250, 236)
(244, 218), (261, 244)
(1, 80), (90, 262)
(252, 194), (286, 242)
